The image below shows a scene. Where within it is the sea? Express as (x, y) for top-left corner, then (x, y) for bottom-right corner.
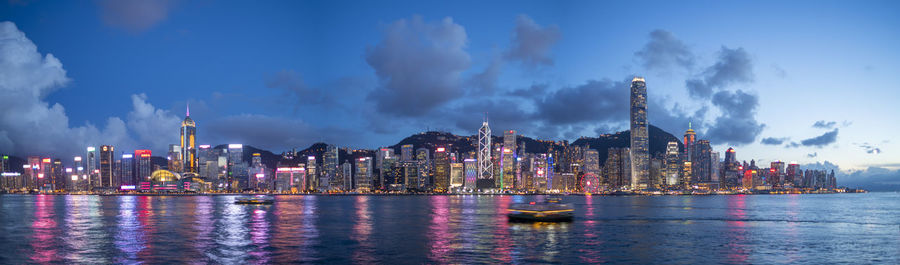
(0, 193), (898, 264)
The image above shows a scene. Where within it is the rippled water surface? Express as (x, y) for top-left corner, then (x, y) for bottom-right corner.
(1, 193), (898, 264)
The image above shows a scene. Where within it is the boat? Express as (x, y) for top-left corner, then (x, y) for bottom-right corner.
(235, 195), (275, 205)
(507, 197), (574, 222)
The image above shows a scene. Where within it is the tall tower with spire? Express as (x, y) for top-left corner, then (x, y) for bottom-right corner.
(181, 104), (197, 173)
(683, 122), (696, 162)
(477, 115), (493, 189)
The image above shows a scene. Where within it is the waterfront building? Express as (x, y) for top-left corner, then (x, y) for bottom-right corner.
(769, 161), (785, 188)
(583, 149), (601, 186)
(249, 153), (267, 190)
(99, 145), (115, 188)
(226, 144), (245, 191)
(683, 123), (696, 162)
(341, 162), (353, 191)
(168, 144), (183, 173)
(450, 162), (464, 190)
(786, 162), (800, 187)
(136, 150), (152, 184)
(120, 153), (134, 187)
(604, 147), (631, 190)
(415, 147), (430, 190)
(665, 141), (681, 187)
(307, 156), (318, 191)
(477, 116), (493, 189)
(355, 157), (373, 192)
(85, 147), (97, 188)
(630, 77), (649, 190)
(324, 144), (338, 191)
(180, 105), (197, 173)
(502, 130), (517, 189)
(533, 154), (549, 191)
(433, 147), (450, 192)
(197, 145), (215, 181)
(692, 140), (712, 184)
(463, 158), (477, 191)
(51, 159), (64, 190)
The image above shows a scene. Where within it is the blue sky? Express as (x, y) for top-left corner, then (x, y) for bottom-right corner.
(1, 0), (899, 176)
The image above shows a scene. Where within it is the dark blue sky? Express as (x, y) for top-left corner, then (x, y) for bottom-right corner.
(1, 0), (899, 174)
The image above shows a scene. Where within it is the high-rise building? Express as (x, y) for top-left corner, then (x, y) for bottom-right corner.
(341, 162), (353, 191)
(605, 147), (631, 189)
(168, 144), (183, 172)
(135, 150), (152, 183)
(181, 105), (197, 173)
(450, 162), (464, 189)
(100, 145), (115, 188)
(501, 130), (517, 189)
(73, 156), (86, 191)
(355, 157), (373, 192)
(477, 117), (493, 189)
(324, 145), (338, 191)
(249, 153), (266, 190)
(786, 162), (800, 187)
(683, 123), (696, 162)
(629, 77), (649, 190)
(307, 156), (318, 191)
(463, 158), (477, 191)
(120, 153), (134, 187)
(533, 154), (549, 191)
(51, 159), (64, 190)
(433, 147), (450, 192)
(415, 147), (430, 190)
(665, 141), (681, 187)
(769, 161), (785, 188)
(401, 144), (414, 162)
(692, 140), (711, 184)
(86, 147), (97, 188)
(197, 145), (216, 181)
(583, 149), (601, 185)
(227, 144), (244, 191)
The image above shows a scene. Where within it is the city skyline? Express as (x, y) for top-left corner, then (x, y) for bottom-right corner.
(1, 0), (899, 181)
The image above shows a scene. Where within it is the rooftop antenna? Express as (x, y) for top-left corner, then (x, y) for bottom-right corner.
(186, 102), (190, 117)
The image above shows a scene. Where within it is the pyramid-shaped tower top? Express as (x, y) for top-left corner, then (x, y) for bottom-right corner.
(182, 103), (196, 127)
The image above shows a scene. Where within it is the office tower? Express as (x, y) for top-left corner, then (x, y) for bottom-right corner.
(683, 161), (693, 189)
(583, 149), (601, 183)
(249, 153), (266, 190)
(120, 153), (134, 187)
(275, 166), (304, 192)
(463, 158), (477, 191)
(723, 147), (741, 188)
(786, 162), (800, 187)
(100, 145), (114, 188)
(710, 152), (720, 185)
(181, 105), (197, 173)
(450, 162), (464, 189)
(227, 144), (244, 190)
(324, 145), (338, 191)
(24, 156), (39, 189)
(355, 157), (373, 192)
(433, 147), (450, 191)
(649, 157), (663, 189)
(501, 130), (516, 189)
(135, 150), (152, 183)
(306, 156), (318, 191)
(477, 117), (493, 189)
(168, 144), (183, 173)
(769, 161), (785, 188)
(197, 145), (215, 180)
(683, 123), (696, 162)
(605, 148), (631, 189)
(665, 141), (681, 186)
(415, 147), (430, 190)
(51, 159), (63, 190)
(341, 162), (353, 191)
(533, 154), (549, 191)
(73, 156), (85, 191)
(692, 140), (711, 184)
(85, 147), (97, 188)
(630, 77), (649, 190)
(401, 144), (413, 162)
(37, 158), (51, 190)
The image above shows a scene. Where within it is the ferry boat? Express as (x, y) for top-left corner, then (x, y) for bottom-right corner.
(234, 195), (275, 205)
(507, 197), (574, 222)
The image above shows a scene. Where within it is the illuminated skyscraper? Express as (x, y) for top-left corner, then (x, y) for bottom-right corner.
(583, 149), (601, 185)
(324, 144), (339, 191)
(629, 77), (649, 189)
(86, 147), (97, 188)
(135, 150), (152, 183)
(477, 117), (493, 189)
(665, 141), (681, 186)
(181, 105), (197, 173)
(501, 130), (516, 189)
(120, 153), (134, 187)
(434, 147), (450, 191)
(463, 158), (477, 191)
(683, 123), (696, 162)
(355, 157), (373, 192)
(227, 144), (244, 190)
(100, 145), (115, 188)
(401, 144), (413, 162)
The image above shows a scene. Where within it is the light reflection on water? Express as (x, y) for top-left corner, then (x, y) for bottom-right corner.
(0, 193), (898, 264)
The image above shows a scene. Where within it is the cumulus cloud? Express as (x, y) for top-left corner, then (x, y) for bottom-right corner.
(649, 99), (707, 139)
(505, 15), (560, 67)
(126, 94), (182, 153)
(799, 129), (838, 147)
(812, 120), (837, 129)
(685, 47), (754, 98)
(705, 90), (764, 146)
(365, 16), (470, 117)
(0, 21), (137, 157)
(98, 0), (174, 33)
(761, 137), (789, 145)
(635, 30), (693, 71)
